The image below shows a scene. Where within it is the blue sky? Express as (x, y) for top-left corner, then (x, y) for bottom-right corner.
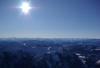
(0, 0), (100, 38)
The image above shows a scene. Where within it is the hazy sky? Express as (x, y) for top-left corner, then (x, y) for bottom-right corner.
(0, 0), (100, 38)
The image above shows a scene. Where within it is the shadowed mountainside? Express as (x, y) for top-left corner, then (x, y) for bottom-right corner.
(0, 38), (100, 68)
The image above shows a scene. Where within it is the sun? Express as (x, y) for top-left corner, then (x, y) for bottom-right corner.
(20, 1), (31, 14)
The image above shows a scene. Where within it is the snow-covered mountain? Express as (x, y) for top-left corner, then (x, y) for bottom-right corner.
(0, 38), (100, 68)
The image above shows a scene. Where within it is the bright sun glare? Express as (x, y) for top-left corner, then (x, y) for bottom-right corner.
(20, 1), (31, 14)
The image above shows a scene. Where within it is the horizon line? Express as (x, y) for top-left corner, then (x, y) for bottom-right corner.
(0, 37), (100, 40)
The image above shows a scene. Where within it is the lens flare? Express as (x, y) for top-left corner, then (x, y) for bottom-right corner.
(20, 1), (31, 14)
